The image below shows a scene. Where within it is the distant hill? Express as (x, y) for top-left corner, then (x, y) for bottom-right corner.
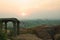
(20, 19), (60, 28)
(6, 19), (60, 28)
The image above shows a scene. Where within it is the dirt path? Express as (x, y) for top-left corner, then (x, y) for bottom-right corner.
(16, 34), (42, 40)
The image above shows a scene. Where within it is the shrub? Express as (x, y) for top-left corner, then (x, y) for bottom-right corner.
(0, 22), (7, 40)
(0, 31), (7, 40)
(56, 36), (60, 40)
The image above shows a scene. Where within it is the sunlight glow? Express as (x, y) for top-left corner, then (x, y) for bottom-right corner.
(19, 0), (30, 4)
(21, 12), (27, 16)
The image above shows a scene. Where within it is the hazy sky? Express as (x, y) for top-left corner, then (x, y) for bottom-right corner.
(0, 0), (60, 20)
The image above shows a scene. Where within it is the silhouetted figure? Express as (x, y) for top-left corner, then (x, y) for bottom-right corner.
(47, 28), (55, 40)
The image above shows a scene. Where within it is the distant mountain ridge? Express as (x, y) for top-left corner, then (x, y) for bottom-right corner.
(20, 19), (60, 28)
(7, 19), (60, 28)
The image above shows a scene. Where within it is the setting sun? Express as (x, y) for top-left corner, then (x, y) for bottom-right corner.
(0, 0), (60, 19)
(21, 13), (27, 16)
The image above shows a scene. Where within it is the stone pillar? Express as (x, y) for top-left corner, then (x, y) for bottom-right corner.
(13, 22), (17, 36)
(5, 21), (7, 33)
(17, 21), (20, 35)
(0, 21), (3, 32)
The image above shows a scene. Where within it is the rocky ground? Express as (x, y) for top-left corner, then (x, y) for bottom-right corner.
(16, 34), (42, 40)
(8, 25), (60, 40)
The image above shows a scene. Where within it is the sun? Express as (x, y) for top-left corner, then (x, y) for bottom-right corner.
(21, 12), (27, 16)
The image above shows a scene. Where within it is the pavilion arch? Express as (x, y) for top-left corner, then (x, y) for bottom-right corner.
(0, 18), (20, 37)
(7, 22), (13, 28)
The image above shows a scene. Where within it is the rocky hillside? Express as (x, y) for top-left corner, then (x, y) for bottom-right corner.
(18, 25), (60, 40)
